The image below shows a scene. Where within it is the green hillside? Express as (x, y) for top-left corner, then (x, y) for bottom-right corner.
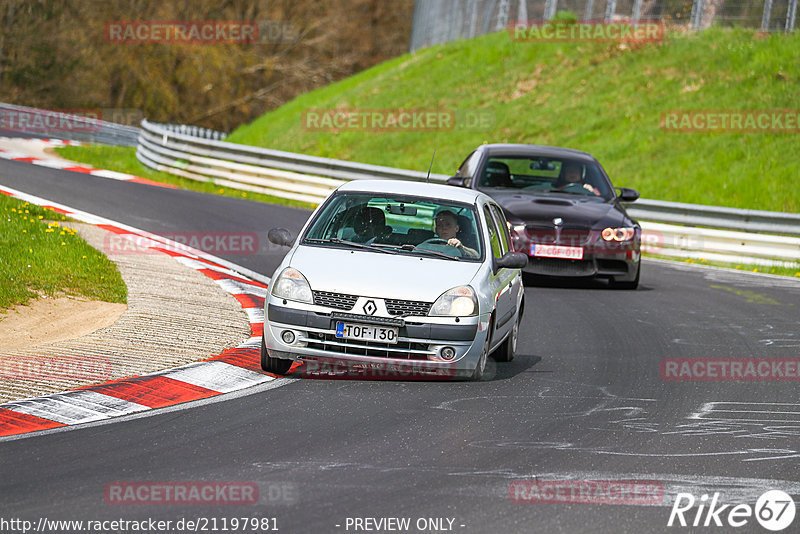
(227, 27), (800, 212)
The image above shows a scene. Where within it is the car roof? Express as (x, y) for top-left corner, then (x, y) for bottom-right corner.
(476, 143), (599, 163)
(336, 179), (491, 205)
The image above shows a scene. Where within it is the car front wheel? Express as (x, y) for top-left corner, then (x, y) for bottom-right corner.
(470, 337), (488, 381)
(261, 336), (292, 375)
(494, 313), (519, 362)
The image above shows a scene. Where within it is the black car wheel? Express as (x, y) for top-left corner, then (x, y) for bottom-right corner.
(261, 336), (292, 375)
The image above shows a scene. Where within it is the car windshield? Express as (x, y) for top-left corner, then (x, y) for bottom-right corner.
(302, 192), (483, 260)
(477, 156), (614, 200)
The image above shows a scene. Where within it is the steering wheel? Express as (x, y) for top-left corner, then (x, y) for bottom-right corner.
(558, 182), (588, 193)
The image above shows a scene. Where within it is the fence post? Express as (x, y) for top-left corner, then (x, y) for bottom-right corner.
(632, 0), (643, 23)
(786, 0), (797, 31)
(585, 0), (595, 20)
(496, 0), (510, 30)
(690, 0), (706, 30)
(604, 0), (617, 21)
(762, 0), (774, 31)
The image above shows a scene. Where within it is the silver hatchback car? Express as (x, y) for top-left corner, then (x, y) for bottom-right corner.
(262, 180), (527, 380)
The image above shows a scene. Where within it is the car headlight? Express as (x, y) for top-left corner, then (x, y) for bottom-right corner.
(601, 227), (635, 241)
(271, 267), (313, 303)
(429, 285), (478, 317)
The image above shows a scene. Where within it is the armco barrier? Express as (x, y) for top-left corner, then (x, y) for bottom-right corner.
(134, 119), (800, 268)
(0, 102), (139, 146)
(136, 119), (448, 204)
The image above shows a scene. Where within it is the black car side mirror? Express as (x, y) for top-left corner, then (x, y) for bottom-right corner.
(268, 228), (295, 247)
(494, 251), (528, 274)
(616, 187), (640, 202)
(446, 176), (469, 188)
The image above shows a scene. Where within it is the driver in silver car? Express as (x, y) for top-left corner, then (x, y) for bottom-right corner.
(433, 210), (479, 258)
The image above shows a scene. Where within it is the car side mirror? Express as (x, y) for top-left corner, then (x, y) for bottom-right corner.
(268, 228), (295, 247)
(494, 251), (528, 274)
(446, 176), (470, 188)
(616, 187), (640, 202)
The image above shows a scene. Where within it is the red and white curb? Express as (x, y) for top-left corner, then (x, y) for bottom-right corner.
(0, 137), (175, 189)
(0, 184), (291, 438)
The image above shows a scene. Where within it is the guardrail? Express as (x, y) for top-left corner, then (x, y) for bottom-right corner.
(136, 119), (448, 204)
(133, 119), (799, 268)
(0, 102), (139, 146)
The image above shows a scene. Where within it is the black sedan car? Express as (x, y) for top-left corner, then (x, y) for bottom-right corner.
(446, 144), (641, 289)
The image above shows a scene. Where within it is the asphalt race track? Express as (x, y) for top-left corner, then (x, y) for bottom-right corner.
(1, 159), (799, 533)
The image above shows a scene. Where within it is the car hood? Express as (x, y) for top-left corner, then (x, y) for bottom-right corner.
(490, 191), (628, 227)
(286, 245), (483, 302)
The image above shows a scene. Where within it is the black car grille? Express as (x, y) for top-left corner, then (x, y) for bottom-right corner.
(312, 291), (432, 317)
(385, 299), (432, 317)
(305, 332), (429, 360)
(313, 291), (358, 310)
(526, 257), (596, 276)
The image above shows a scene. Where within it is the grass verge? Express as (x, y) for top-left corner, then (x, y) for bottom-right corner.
(0, 194), (127, 312)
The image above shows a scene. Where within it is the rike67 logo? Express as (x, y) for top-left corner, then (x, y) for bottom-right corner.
(668, 490), (796, 531)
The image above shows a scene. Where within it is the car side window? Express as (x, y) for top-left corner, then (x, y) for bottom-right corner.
(489, 204), (511, 255)
(483, 205), (502, 260)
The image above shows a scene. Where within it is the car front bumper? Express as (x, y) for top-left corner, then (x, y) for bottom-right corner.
(263, 297), (490, 380)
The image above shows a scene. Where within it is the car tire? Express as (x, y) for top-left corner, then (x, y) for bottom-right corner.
(261, 336), (292, 375)
(494, 313), (519, 362)
(612, 260), (640, 290)
(470, 340), (488, 381)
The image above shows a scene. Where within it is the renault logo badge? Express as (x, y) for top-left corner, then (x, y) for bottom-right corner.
(363, 300), (377, 316)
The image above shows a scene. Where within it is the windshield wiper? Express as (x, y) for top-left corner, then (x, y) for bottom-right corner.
(371, 243), (462, 261)
(304, 238), (396, 254)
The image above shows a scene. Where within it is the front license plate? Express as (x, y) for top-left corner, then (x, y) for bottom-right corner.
(335, 322), (398, 344)
(531, 244), (584, 260)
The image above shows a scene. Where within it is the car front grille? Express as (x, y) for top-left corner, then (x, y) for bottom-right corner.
(385, 299), (432, 317)
(313, 290), (358, 310)
(312, 291), (432, 317)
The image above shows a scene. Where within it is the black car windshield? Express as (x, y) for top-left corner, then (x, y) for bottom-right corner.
(477, 156), (614, 200)
(302, 192), (483, 260)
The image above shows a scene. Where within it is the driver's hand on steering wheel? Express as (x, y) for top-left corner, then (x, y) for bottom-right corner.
(447, 238), (463, 249)
(583, 183), (601, 195)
